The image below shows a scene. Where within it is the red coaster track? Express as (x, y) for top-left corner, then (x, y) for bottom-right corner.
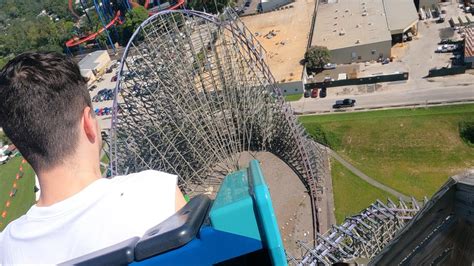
(66, 0), (185, 48)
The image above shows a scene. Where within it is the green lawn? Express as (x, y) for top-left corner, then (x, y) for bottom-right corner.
(300, 104), (474, 199)
(284, 94), (303, 102)
(0, 157), (35, 231)
(331, 159), (393, 224)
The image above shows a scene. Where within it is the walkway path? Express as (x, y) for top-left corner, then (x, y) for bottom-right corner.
(329, 149), (411, 201)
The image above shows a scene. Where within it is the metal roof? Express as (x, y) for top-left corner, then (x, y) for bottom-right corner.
(312, 0), (392, 50)
(78, 50), (108, 71)
(382, 0), (418, 34)
(465, 27), (474, 58)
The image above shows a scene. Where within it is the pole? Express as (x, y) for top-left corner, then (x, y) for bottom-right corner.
(94, 0), (116, 53)
(80, 0), (93, 25)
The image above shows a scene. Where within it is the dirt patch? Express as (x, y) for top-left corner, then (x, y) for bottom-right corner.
(235, 152), (316, 257)
(439, 27), (455, 39)
(241, 0), (316, 82)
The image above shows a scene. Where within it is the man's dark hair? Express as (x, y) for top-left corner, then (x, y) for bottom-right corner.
(0, 52), (92, 171)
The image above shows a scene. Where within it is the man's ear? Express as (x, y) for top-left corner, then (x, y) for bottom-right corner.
(82, 106), (97, 143)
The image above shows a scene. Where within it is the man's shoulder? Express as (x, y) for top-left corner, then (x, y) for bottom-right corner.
(113, 170), (177, 186)
(110, 170), (178, 202)
(106, 170), (178, 231)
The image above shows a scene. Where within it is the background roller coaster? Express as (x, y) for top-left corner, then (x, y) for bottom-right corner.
(66, 0), (185, 54)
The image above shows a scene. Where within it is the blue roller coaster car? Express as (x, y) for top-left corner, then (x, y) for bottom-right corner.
(61, 160), (287, 266)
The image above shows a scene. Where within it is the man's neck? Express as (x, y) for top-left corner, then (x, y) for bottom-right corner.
(36, 162), (101, 207)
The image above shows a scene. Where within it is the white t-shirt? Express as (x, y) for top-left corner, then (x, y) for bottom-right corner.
(0, 170), (178, 265)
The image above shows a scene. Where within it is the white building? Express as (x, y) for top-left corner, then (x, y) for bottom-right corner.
(311, 0), (418, 64)
(78, 50), (111, 83)
(417, 0), (439, 10)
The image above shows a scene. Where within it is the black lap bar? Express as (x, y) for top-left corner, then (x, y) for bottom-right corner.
(59, 237), (139, 266)
(134, 194), (211, 261)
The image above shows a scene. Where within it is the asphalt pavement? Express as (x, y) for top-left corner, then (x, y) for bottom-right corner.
(291, 84), (474, 114)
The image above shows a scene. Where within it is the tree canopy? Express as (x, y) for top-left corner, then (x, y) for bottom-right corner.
(0, 0), (240, 69)
(0, 0), (77, 68)
(187, 0), (235, 14)
(304, 45), (330, 70)
(0, 1), (151, 68)
(119, 6), (149, 46)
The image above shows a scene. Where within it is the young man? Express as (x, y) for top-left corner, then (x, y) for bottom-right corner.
(0, 52), (186, 264)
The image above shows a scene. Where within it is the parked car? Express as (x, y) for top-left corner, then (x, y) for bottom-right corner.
(94, 88), (114, 102)
(304, 90), (310, 98)
(435, 44), (456, 53)
(439, 39), (455, 45)
(88, 85), (97, 91)
(402, 32), (413, 42)
(323, 76), (333, 82)
(382, 58), (390, 64)
(319, 87), (327, 98)
(102, 107), (111, 116)
(111, 75), (118, 82)
(323, 63), (336, 69)
(311, 88), (318, 98)
(235, 7), (244, 15)
(332, 98), (356, 109)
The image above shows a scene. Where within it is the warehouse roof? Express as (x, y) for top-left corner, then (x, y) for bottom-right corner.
(383, 0), (418, 34)
(311, 0), (392, 50)
(78, 50), (108, 71)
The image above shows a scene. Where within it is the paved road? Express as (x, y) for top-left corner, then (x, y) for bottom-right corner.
(329, 149), (411, 201)
(292, 84), (474, 113)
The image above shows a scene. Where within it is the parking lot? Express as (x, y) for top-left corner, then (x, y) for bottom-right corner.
(89, 61), (121, 130)
(301, 1), (473, 103)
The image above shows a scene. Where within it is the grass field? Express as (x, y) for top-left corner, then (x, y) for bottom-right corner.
(331, 159), (393, 223)
(300, 104), (474, 199)
(284, 94), (303, 102)
(0, 157), (35, 231)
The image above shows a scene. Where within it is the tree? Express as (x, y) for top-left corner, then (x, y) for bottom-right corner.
(187, 0), (235, 14)
(118, 6), (148, 45)
(304, 45), (330, 70)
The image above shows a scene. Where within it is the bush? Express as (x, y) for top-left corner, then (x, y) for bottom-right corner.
(459, 120), (474, 145)
(0, 132), (11, 146)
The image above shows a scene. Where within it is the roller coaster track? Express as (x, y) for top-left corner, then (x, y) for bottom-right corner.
(65, 10), (123, 48)
(65, 0), (185, 48)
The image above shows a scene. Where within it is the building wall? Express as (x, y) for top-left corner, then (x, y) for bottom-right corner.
(80, 69), (96, 85)
(276, 80), (304, 95)
(329, 40), (392, 64)
(419, 0), (438, 10)
(93, 51), (111, 75)
(78, 50), (111, 78)
(260, 0), (291, 12)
